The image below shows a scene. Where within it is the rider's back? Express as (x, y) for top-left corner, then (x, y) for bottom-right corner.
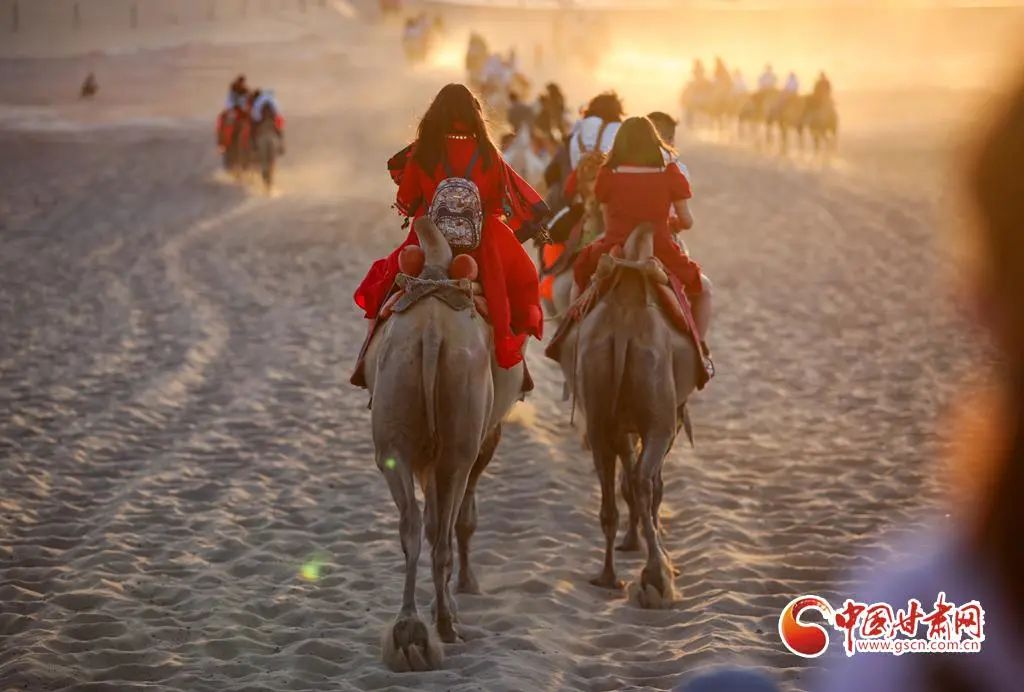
(399, 138), (503, 217)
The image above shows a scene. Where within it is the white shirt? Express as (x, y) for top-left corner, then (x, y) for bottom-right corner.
(661, 149), (691, 185)
(758, 71), (777, 90)
(784, 75), (799, 93)
(250, 91), (278, 122)
(568, 116), (620, 170)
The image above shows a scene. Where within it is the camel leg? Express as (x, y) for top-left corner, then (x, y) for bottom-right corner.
(588, 433), (623, 589)
(652, 464), (680, 577)
(378, 451), (443, 671)
(456, 426), (501, 594)
(616, 434), (641, 552)
(427, 460), (473, 643)
(630, 434), (677, 609)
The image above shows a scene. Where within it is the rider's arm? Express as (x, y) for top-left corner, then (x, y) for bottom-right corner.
(395, 156), (425, 217)
(667, 163), (693, 230)
(672, 199), (694, 231)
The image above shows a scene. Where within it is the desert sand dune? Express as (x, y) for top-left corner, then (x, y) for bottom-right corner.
(0, 6), (993, 691)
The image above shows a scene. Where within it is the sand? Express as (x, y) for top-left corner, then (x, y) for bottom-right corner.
(0, 5), (993, 691)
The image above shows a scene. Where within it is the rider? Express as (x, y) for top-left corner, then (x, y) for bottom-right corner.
(783, 71), (800, 95)
(731, 69), (748, 95)
(568, 91), (624, 170)
(811, 71), (832, 107)
(713, 56), (731, 90)
(249, 89), (282, 136)
(507, 90), (535, 134)
(646, 111), (691, 181)
(541, 82), (567, 140)
(226, 74), (249, 110)
(572, 116), (711, 338)
(353, 83), (548, 382)
(758, 63), (778, 93)
(647, 111), (694, 241)
(692, 58), (707, 84)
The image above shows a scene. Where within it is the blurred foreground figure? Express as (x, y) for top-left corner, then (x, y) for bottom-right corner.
(80, 72), (97, 99)
(815, 67), (1024, 692)
(675, 669), (779, 692)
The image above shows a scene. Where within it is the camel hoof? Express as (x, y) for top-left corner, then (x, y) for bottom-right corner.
(381, 615), (443, 672)
(457, 571), (481, 595)
(436, 614), (462, 644)
(628, 565), (677, 610)
(589, 572), (625, 590)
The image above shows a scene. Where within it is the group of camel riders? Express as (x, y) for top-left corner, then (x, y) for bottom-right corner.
(690, 56), (832, 105)
(217, 74), (285, 157)
(682, 57), (836, 143)
(351, 82), (712, 389)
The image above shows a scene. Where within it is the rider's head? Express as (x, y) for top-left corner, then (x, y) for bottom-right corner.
(414, 83), (497, 173)
(584, 91), (624, 123)
(605, 116), (671, 169)
(646, 111), (677, 146)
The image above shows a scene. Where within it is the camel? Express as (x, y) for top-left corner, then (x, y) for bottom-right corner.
(540, 150), (605, 320)
(804, 95), (839, 154)
(364, 218), (526, 670)
(549, 225), (700, 609)
(503, 127), (550, 196)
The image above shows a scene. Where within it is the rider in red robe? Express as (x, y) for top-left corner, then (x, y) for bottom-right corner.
(354, 84), (548, 374)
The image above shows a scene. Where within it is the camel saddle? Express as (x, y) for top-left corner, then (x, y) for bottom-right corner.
(350, 269), (534, 393)
(544, 251), (713, 390)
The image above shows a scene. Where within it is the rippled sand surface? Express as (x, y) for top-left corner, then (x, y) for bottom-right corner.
(0, 9), (981, 692)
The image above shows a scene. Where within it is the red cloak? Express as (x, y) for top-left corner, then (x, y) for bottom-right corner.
(354, 138), (548, 368)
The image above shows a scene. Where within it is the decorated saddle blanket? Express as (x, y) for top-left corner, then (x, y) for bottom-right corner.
(544, 251), (713, 390)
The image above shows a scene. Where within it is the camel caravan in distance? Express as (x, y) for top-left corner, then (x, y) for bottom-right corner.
(681, 59), (840, 155)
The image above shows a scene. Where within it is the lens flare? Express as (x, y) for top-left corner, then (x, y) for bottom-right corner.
(300, 553), (328, 582)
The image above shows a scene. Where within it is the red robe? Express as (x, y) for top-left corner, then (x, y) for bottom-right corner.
(354, 137), (548, 368)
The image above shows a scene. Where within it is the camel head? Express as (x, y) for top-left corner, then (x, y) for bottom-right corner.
(413, 217), (454, 274)
(623, 223), (655, 262)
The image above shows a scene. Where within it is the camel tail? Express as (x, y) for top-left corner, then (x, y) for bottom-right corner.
(421, 325), (443, 444)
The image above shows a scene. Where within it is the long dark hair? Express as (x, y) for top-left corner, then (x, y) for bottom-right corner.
(413, 83), (497, 173)
(604, 116), (671, 169)
(583, 91), (625, 123)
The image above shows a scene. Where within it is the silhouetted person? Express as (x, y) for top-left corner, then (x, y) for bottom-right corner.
(80, 72), (98, 99)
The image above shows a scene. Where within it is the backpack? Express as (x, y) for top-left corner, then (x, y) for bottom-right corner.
(429, 147), (483, 252)
(575, 121), (610, 245)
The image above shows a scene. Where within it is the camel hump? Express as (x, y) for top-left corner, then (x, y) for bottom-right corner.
(623, 223), (656, 262)
(413, 217), (453, 270)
